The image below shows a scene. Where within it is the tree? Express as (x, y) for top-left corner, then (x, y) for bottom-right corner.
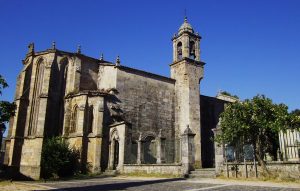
(215, 95), (292, 174)
(0, 101), (16, 124)
(289, 109), (300, 130)
(0, 75), (8, 96)
(41, 137), (80, 179)
(0, 75), (16, 150)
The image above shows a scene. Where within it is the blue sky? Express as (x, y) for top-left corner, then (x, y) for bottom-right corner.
(0, 0), (299, 111)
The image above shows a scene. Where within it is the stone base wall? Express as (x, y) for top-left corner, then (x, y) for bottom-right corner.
(218, 161), (300, 179)
(122, 164), (183, 175)
(19, 165), (41, 180)
(87, 137), (102, 173)
(19, 138), (44, 180)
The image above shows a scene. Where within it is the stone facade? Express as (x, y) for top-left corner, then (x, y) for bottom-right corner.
(4, 18), (228, 179)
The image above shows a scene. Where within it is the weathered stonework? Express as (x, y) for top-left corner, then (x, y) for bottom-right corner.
(4, 18), (229, 179)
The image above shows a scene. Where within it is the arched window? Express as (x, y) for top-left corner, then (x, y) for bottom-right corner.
(177, 42), (182, 60)
(70, 105), (78, 133)
(189, 41), (196, 59)
(28, 59), (45, 135)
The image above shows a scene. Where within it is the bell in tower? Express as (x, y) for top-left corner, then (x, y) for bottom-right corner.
(172, 17), (201, 62)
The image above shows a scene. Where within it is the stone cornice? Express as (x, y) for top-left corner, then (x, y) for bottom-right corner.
(109, 121), (132, 128)
(170, 57), (206, 67)
(172, 31), (201, 41)
(24, 135), (44, 139)
(24, 49), (113, 65)
(63, 132), (83, 138)
(87, 133), (103, 138)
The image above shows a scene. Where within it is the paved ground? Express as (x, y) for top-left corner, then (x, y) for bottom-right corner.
(18, 177), (300, 191)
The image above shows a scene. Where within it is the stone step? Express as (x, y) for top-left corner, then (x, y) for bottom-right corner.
(188, 168), (216, 179)
(194, 168), (216, 171)
(190, 170), (215, 175)
(188, 173), (216, 178)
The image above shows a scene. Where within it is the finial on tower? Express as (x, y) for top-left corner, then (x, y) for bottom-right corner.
(27, 42), (34, 55)
(100, 53), (104, 61)
(184, 8), (187, 22)
(116, 55), (120, 66)
(77, 45), (81, 54)
(52, 41), (56, 50)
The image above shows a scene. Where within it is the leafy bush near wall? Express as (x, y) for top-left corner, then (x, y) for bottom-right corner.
(41, 137), (80, 179)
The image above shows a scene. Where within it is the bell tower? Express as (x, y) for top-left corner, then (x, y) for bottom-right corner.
(172, 17), (201, 62)
(171, 17), (205, 169)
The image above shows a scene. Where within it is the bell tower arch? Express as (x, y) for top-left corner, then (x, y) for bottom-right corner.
(172, 17), (201, 62)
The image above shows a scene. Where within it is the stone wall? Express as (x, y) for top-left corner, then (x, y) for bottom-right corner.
(218, 161), (300, 179)
(19, 138), (43, 179)
(116, 66), (176, 163)
(98, 64), (117, 90)
(122, 164), (183, 175)
(79, 57), (99, 91)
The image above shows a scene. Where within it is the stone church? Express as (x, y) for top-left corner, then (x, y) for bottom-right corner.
(4, 18), (233, 179)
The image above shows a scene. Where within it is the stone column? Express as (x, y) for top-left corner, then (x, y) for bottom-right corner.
(137, 133), (142, 164)
(91, 98), (104, 173)
(181, 125), (196, 175)
(156, 139), (162, 164)
(156, 129), (163, 164)
(212, 127), (224, 176)
(137, 141), (142, 164)
(195, 39), (200, 61)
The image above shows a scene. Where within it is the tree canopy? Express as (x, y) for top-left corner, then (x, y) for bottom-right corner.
(289, 109), (300, 130)
(215, 95), (299, 172)
(0, 75), (16, 129)
(0, 75), (8, 96)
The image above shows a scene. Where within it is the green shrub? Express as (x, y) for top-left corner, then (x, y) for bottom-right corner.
(41, 137), (80, 179)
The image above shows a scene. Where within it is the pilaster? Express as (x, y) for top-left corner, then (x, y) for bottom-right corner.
(181, 125), (196, 174)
